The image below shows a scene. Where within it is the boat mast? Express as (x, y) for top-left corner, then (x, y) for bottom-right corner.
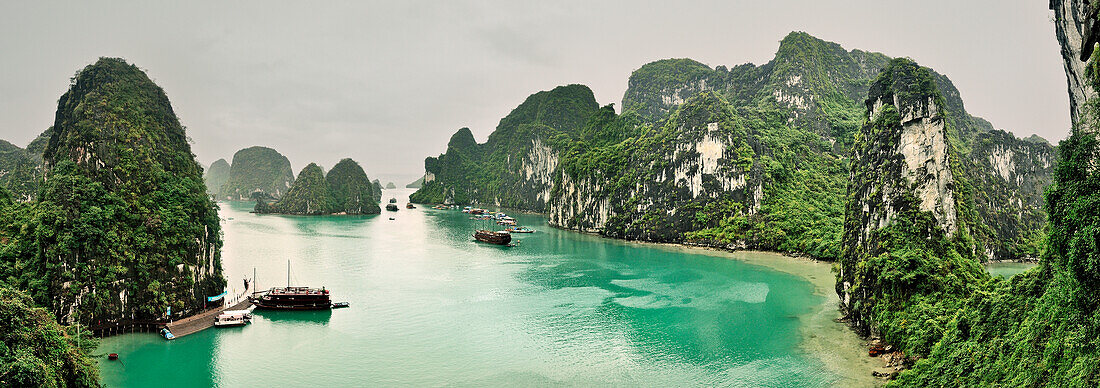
(287, 260), (291, 287)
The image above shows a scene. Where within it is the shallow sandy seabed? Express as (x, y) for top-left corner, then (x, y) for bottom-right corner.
(617, 241), (884, 387)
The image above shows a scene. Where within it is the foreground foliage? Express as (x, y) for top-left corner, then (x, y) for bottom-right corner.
(0, 286), (99, 388)
(842, 56), (1100, 386)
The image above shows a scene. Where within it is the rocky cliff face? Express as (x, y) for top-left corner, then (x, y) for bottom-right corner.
(1050, 0), (1100, 125)
(218, 146), (294, 200)
(413, 32), (1052, 262)
(35, 57), (224, 324)
(836, 58), (986, 335)
(547, 32), (1051, 261)
(0, 129), (51, 201)
(550, 92), (768, 243)
(411, 84), (599, 211)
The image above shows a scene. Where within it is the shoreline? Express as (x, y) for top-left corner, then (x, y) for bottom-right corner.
(613, 241), (883, 387)
(422, 204), (884, 385)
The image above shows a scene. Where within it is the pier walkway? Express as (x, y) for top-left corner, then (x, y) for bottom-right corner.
(165, 298), (253, 338)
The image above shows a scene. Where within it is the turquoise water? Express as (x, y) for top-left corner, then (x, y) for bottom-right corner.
(985, 262), (1038, 278)
(96, 190), (841, 387)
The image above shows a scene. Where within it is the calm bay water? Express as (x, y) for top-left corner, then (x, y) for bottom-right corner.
(97, 189), (847, 387)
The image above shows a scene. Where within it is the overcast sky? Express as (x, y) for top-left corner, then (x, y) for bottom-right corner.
(0, 1), (1069, 182)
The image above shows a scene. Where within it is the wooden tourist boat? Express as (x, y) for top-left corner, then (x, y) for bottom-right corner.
(474, 230), (512, 245)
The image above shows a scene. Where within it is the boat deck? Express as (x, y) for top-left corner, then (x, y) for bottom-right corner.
(165, 298), (253, 338)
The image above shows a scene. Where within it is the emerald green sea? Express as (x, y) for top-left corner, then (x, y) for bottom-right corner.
(97, 189), (855, 387)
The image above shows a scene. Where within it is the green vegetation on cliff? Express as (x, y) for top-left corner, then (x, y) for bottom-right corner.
(0, 285), (99, 387)
(411, 84), (600, 209)
(218, 146), (293, 200)
(0, 129), (50, 201)
(203, 158), (230, 196)
(371, 179), (382, 202)
(256, 159), (381, 215)
(839, 55), (1100, 385)
(325, 159), (380, 214)
(0, 58), (224, 330)
(258, 163), (332, 215)
(413, 32), (1048, 262)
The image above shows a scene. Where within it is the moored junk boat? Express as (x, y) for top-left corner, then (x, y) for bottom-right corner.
(388, 197), (397, 203)
(253, 286), (333, 310)
(406, 203), (416, 209)
(386, 203), (399, 211)
(474, 229), (512, 245)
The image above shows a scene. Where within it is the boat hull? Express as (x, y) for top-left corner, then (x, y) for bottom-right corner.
(474, 230), (512, 245)
(253, 303), (333, 310)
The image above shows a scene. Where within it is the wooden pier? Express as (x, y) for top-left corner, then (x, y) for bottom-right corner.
(164, 298), (253, 338)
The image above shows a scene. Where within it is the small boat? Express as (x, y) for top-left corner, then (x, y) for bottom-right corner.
(389, 217), (395, 220)
(214, 310), (251, 327)
(388, 198), (397, 203)
(462, 206), (472, 213)
(406, 203), (416, 209)
(108, 353), (119, 361)
(506, 226), (534, 233)
(160, 328), (175, 340)
(474, 230), (512, 245)
(332, 302), (350, 308)
(386, 204), (399, 211)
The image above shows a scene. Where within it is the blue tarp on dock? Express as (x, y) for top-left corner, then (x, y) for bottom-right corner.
(207, 292), (227, 302)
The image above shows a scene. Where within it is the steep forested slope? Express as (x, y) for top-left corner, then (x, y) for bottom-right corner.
(203, 158), (230, 196)
(218, 146), (294, 200)
(256, 159), (381, 215)
(410, 84), (600, 210)
(0, 58), (226, 326)
(414, 32), (1050, 261)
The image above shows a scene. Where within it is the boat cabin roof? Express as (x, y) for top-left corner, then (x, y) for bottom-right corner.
(268, 286), (328, 295)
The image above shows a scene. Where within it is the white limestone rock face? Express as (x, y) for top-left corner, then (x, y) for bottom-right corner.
(521, 138), (559, 204)
(850, 90), (961, 252)
(1050, 0), (1098, 126)
(894, 98), (957, 236)
(548, 113), (763, 243)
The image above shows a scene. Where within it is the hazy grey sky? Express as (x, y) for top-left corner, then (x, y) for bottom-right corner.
(0, 1), (1069, 181)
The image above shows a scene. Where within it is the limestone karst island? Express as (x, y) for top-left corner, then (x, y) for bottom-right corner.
(2, 1), (1099, 387)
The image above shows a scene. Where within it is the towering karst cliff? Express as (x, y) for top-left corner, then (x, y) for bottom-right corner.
(835, 5), (1100, 383)
(410, 84), (600, 210)
(218, 146), (294, 200)
(836, 58), (986, 335)
(256, 158), (381, 215)
(258, 163), (332, 215)
(325, 158), (380, 214)
(31, 57), (224, 324)
(203, 158), (230, 196)
(411, 31), (1050, 261)
(1050, 0), (1100, 124)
